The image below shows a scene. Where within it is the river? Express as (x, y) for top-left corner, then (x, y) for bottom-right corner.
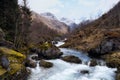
(27, 41), (117, 80)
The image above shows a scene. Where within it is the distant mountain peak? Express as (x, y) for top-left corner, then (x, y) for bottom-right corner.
(60, 17), (77, 31)
(41, 12), (57, 20)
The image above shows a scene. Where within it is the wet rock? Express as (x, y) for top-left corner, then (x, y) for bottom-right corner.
(39, 60), (53, 68)
(31, 56), (39, 60)
(80, 70), (89, 74)
(43, 48), (63, 59)
(30, 42), (63, 60)
(89, 59), (98, 67)
(61, 55), (82, 64)
(25, 59), (37, 68)
(37, 48), (63, 60)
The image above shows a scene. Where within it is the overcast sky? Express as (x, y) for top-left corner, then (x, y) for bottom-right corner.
(19, 0), (119, 23)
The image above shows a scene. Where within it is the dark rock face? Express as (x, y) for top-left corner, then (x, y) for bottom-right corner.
(88, 38), (120, 57)
(0, 55), (9, 70)
(89, 59), (98, 67)
(25, 59), (37, 68)
(39, 60), (53, 68)
(61, 55), (82, 64)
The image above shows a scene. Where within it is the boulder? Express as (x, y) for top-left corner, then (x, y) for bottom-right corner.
(61, 55), (82, 64)
(25, 59), (37, 68)
(0, 47), (28, 80)
(88, 38), (120, 57)
(89, 59), (98, 67)
(42, 48), (63, 59)
(80, 70), (89, 74)
(29, 42), (63, 60)
(39, 60), (53, 68)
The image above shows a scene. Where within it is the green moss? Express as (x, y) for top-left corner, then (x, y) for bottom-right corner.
(0, 66), (7, 76)
(0, 47), (26, 76)
(39, 42), (52, 50)
(8, 63), (23, 75)
(0, 47), (26, 59)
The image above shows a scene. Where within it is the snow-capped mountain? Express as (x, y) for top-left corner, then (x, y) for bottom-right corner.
(32, 12), (69, 34)
(60, 18), (77, 31)
(41, 12), (77, 32)
(41, 12), (57, 20)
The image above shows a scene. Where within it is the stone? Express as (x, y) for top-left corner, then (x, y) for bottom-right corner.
(61, 55), (82, 64)
(39, 60), (53, 68)
(25, 59), (37, 68)
(89, 59), (98, 67)
(80, 70), (89, 74)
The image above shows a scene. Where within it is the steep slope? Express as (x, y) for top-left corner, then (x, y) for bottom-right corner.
(41, 12), (57, 20)
(32, 12), (69, 34)
(29, 11), (69, 44)
(63, 1), (120, 54)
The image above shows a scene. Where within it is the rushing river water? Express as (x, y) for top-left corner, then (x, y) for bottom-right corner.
(27, 42), (117, 80)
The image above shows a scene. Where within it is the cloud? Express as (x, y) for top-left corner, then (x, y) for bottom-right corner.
(78, 0), (96, 6)
(19, 0), (62, 13)
(19, 0), (120, 23)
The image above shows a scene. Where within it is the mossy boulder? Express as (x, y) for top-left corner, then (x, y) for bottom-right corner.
(39, 60), (53, 68)
(61, 55), (82, 64)
(29, 42), (63, 60)
(0, 47), (28, 80)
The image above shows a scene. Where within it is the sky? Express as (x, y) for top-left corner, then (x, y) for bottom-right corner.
(19, 0), (120, 23)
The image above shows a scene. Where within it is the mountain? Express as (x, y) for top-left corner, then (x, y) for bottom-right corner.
(41, 12), (57, 20)
(60, 18), (77, 31)
(32, 12), (69, 34)
(29, 11), (69, 44)
(63, 1), (120, 54)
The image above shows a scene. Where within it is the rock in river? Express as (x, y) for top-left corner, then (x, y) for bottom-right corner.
(61, 55), (82, 64)
(39, 60), (53, 68)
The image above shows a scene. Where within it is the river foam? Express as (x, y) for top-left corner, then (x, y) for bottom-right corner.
(28, 48), (117, 80)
